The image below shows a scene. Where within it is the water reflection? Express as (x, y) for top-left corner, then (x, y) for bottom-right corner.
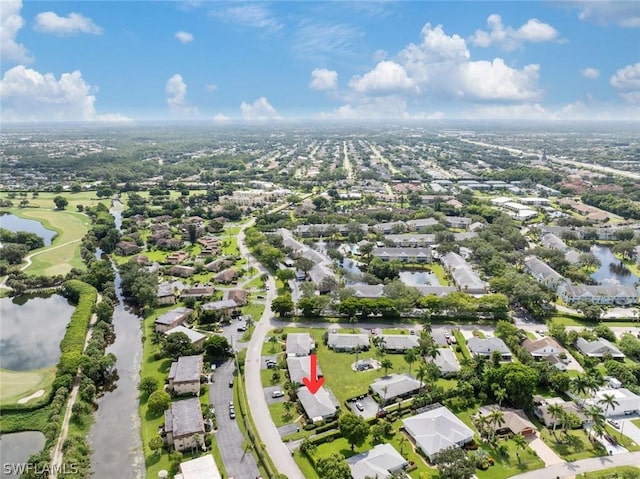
(399, 270), (440, 286)
(0, 213), (57, 246)
(590, 245), (639, 286)
(0, 431), (46, 479)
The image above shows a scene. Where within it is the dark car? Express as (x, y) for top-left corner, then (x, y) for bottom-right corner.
(237, 325), (247, 332)
(229, 379), (234, 388)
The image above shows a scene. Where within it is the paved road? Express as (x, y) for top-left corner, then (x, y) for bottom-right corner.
(239, 220), (306, 479)
(209, 360), (260, 479)
(510, 451), (640, 479)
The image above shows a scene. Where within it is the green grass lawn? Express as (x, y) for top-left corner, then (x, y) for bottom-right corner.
(382, 328), (410, 335)
(475, 438), (545, 479)
(267, 401), (299, 428)
(604, 424), (640, 451)
(1, 191), (110, 211)
(539, 428), (605, 461)
(632, 418), (640, 428)
(430, 263), (450, 286)
(261, 335), (285, 356)
(576, 466), (640, 479)
(0, 367), (56, 405)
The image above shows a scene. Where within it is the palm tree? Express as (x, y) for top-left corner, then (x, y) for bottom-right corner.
(488, 409), (505, 442)
(268, 335), (278, 353)
(547, 404), (564, 435)
(583, 404), (606, 441)
(354, 344), (362, 364)
(416, 363), (428, 392)
(571, 374), (590, 405)
(418, 331), (433, 356)
(381, 358), (393, 376)
(404, 348), (418, 374)
(493, 386), (507, 407)
(421, 320), (432, 335)
(475, 414), (492, 439)
(512, 433), (527, 465)
(598, 393), (620, 417)
(283, 400), (294, 421)
(425, 342), (440, 362)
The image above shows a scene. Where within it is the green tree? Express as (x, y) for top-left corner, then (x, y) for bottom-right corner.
(512, 433), (527, 464)
(53, 195), (69, 210)
(404, 348), (418, 374)
(204, 334), (231, 359)
(315, 453), (351, 479)
(147, 390), (171, 417)
(271, 294), (294, 317)
(431, 446), (475, 479)
(276, 268), (296, 283)
(138, 376), (159, 397)
(149, 436), (164, 455)
(380, 358), (393, 376)
(163, 331), (195, 359)
(338, 413), (370, 451)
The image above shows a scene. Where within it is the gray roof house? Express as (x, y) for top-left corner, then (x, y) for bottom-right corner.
(297, 386), (339, 423)
(168, 355), (203, 396)
(287, 356), (323, 384)
(575, 337), (625, 359)
(406, 218), (438, 231)
(540, 232), (568, 251)
(440, 252), (489, 294)
(164, 326), (206, 351)
(523, 256), (566, 290)
(347, 443), (408, 479)
(427, 348), (461, 376)
(155, 307), (193, 333)
(378, 334), (420, 353)
(559, 284), (638, 306)
(403, 405), (475, 461)
(286, 333), (315, 357)
(163, 398), (205, 451)
(327, 332), (370, 352)
(370, 374), (421, 404)
(349, 284), (385, 299)
(372, 247), (432, 263)
(467, 337), (513, 360)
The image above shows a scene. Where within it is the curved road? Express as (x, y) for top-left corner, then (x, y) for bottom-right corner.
(510, 451), (640, 479)
(238, 219), (305, 479)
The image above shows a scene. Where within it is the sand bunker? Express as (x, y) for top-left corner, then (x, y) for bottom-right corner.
(18, 389), (45, 404)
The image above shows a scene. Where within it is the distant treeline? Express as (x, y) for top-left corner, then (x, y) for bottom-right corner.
(581, 192), (640, 220)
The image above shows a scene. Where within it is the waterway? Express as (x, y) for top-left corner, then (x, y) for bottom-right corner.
(0, 294), (75, 371)
(590, 244), (639, 286)
(0, 213), (57, 246)
(88, 204), (144, 478)
(0, 431), (46, 479)
(399, 270), (440, 287)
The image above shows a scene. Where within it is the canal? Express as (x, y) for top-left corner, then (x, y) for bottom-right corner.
(590, 244), (639, 286)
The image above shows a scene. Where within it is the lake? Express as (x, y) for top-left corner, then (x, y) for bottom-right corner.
(0, 294), (75, 371)
(0, 431), (46, 479)
(0, 213), (57, 246)
(590, 245), (639, 286)
(399, 270), (440, 286)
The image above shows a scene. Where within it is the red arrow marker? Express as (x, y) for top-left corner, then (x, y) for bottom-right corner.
(302, 353), (324, 394)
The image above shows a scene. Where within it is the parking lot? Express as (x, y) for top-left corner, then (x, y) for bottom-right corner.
(348, 395), (379, 419)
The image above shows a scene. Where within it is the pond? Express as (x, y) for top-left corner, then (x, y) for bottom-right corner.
(0, 431), (46, 479)
(0, 294), (75, 371)
(590, 245), (639, 286)
(0, 213), (57, 246)
(399, 270), (440, 286)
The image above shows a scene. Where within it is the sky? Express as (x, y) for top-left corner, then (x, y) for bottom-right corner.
(1, 0), (639, 123)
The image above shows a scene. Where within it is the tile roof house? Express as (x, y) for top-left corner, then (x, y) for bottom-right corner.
(200, 299), (238, 320)
(297, 386), (339, 423)
(168, 355), (203, 396)
(426, 348), (460, 376)
(180, 286), (215, 300)
(575, 337), (625, 360)
(522, 337), (569, 370)
(370, 374), (422, 405)
(205, 258), (234, 272)
(157, 282), (177, 306)
(378, 334), (420, 353)
(170, 265), (196, 278)
(155, 307), (193, 333)
(347, 443), (408, 479)
(286, 333), (315, 357)
(214, 268), (239, 284)
(287, 356), (323, 384)
(403, 405), (475, 461)
(467, 337), (512, 361)
(327, 332), (370, 352)
(534, 398), (586, 428)
(164, 326), (206, 351)
(225, 289), (248, 305)
(163, 398), (205, 452)
(475, 405), (537, 436)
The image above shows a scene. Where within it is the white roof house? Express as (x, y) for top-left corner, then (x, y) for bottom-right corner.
(427, 348), (461, 376)
(286, 333), (315, 357)
(327, 332), (370, 352)
(440, 252), (489, 294)
(378, 334), (419, 353)
(523, 256), (566, 289)
(403, 406), (475, 461)
(164, 326), (206, 348)
(347, 443), (408, 479)
(467, 337), (512, 360)
(575, 337), (625, 359)
(370, 374), (422, 404)
(174, 454), (222, 479)
(297, 386), (339, 423)
(287, 356), (323, 384)
(584, 388), (640, 416)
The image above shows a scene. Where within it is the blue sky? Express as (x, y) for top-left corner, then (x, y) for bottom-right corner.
(1, 0), (639, 122)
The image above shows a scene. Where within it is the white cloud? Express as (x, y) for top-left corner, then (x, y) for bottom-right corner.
(571, 1), (640, 28)
(0, 65), (130, 122)
(34, 11), (103, 35)
(175, 31), (194, 43)
(348, 61), (417, 95)
(293, 21), (363, 58)
(320, 96), (410, 120)
(166, 74), (198, 116)
(1, 0), (31, 63)
(373, 49), (388, 62)
(240, 97), (281, 120)
(457, 60), (542, 101)
(470, 14), (558, 51)
(209, 4), (282, 34)
(610, 63), (640, 104)
(205, 83), (218, 92)
(309, 68), (338, 90)
(213, 113), (232, 123)
(580, 67), (600, 79)
(463, 102), (549, 119)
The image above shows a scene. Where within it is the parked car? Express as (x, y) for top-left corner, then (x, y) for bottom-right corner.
(229, 379), (234, 388)
(355, 401), (364, 411)
(266, 360), (277, 369)
(237, 325), (247, 332)
(608, 419), (620, 429)
(229, 410), (236, 419)
(271, 390), (284, 398)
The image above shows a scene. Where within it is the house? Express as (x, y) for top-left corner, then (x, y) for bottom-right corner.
(444, 216), (471, 229)
(412, 286), (458, 297)
(200, 299), (238, 320)
(385, 234), (435, 248)
(523, 256), (566, 290)
(467, 337), (512, 361)
(166, 251), (189, 265)
(426, 348), (460, 376)
(155, 307), (193, 333)
(575, 337), (625, 360)
(372, 247), (432, 263)
(440, 251), (489, 294)
(348, 284), (385, 299)
(327, 332), (370, 352)
(540, 233), (568, 252)
(225, 289), (248, 306)
(115, 241), (141, 256)
(406, 218), (438, 231)
(157, 282), (177, 306)
(534, 398), (587, 428)
(296, 386), (339, 423)
(347, 443), (408, 479)
(205, 258), (233, 272)
(558, 284), (638, 305)
(214, 268), (239, 284)
(373, 221), (407, 234)
(180, 286), (215, 300)
(475, 405), (537, 436)
(584, 388), (640, 416)
(174, 454), (222, 479)
(378, 335), (420, 353)
(308, 263), (337, 293)
(287, 356), (323, 384)
(164, 326), (206, 351)
(170, 265), (196, 278)
(163, 398), (205, 452)
(168, 355), (203, 396)
(286, 333), (315, 357)
(370, 374), (421, 405)
(402, 405), (475, 461)
(523, 337), (569, 370)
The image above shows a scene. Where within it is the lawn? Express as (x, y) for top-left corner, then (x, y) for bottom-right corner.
(267, 401), (299, 428)
(0, 367), (56, 405)
(604, 424), (640, 452)
(632, 419), (640, 429)
(475, 438), (545, 479)
(430, 263), (450, 286)
(1, 191), (110, 211)
(261, 335), (285, 356)
(539, 428), (605, 461)
(576, 466), (640, 478)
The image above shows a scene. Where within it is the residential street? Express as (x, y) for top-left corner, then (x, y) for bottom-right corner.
(510, 451), (640, 479)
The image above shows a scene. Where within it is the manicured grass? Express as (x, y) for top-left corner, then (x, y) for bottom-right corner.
(261, 367), (284, 387)
(0, 367), (55, 405)
(453, 330), (471, 359)
(430, 263), (450, 286)
(539, 428), (605, 461)
(576, 466), (640, 479)
(267, 401), (298, 428)
(261, 336), (285, 356)
(604, 424), (640, 451)
(382, 328), (410, 335)
(632, 419), (640, 428)
(475, 438), (545, 479)
(0, 191), (110, 211)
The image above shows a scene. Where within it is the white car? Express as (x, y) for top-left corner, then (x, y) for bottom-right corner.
(271, 390), (284, 398)
(355, 402), (364, 411)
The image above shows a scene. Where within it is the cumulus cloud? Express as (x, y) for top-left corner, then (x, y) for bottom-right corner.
(1, 0), (31, 63)
(581, 67), (600, 79)
(457, 60), (541, 101)
(0, 65), (130, 122)
(610, 62), (640, 104)
(570, 1), (640, 28)
(174, 31), (194, 43)
(166, 74), (198, 116)
(213, 113), (232, 123)
(309, 68), (338, 90)
(470, 14), (558, 51)
(240, 97), (281, 120)
(34, 11), (103, 35)
(348, 61), (417, 95)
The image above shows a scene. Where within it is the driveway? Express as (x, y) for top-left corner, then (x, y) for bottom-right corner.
(619, 414), (640, 446)
(510, 451), (640, 479)
(209, 360), (260, 479)
(348, 396), (378, 420)
(525, 433), (564, 466)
